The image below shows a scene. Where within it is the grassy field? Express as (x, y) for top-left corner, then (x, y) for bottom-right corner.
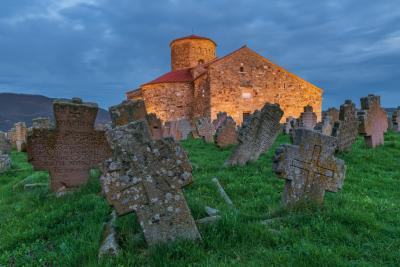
(0, 132), (399, 266)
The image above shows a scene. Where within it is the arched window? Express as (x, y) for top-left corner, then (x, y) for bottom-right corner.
(240, 66), (244, 72)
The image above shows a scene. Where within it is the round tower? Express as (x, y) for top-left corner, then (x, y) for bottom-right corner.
(170, 35), (217, 71)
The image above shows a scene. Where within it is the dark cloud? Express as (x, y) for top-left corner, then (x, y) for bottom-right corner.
(0, 0), (399, 109)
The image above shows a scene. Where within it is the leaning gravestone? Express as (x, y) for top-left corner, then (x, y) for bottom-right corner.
(392, 107), (400, 132)
(299, 105), (317, 130)
(27, 98), (112, 192)
(109, 100), (147, 127)
(0, 154), (11, 173)
(195, 117), (214, 143)
(215, 116), (238, 149)
(100, 121), (201, 245)
(225, 103), (283, 166)
(358, 95), (388, 148)
(0, 131), (12, 154)
(331, 100), (359, 152)
(273, 128), (346, 206)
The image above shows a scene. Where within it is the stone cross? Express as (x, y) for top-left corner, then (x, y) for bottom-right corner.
(392, 107), (400, 132)
(273, 129), (346, 206)
(27, 98), (112, 192)
(332, 100), (359, 152)
(100, 121), (201, 246)
(215, 116), (238, 148)
(226, 103), (283, 166)
(358, 95), (388, 148)
(299, 105), (317, 130)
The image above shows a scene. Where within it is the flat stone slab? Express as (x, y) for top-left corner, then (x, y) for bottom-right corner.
(100, 121), (201, 246)
(332, 100), (359, 152)
(358, 95), (388, 148)
(226, 103), (283, 166)
(273, 128), (346, 206)
(27, 98), (112, 192)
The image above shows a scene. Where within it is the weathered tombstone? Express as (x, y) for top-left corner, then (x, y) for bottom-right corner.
(195, 117), (214, 143)
(15, 122), (28, 152)
(299, 105), (317, 130)
(215, 116), (238, 149)
(100, 121), (201, 245)
(315, 115), (334, 136)
(146, 113), (163, 140)
(332, 100), (359, 152)
(358, 95), (388, 148)
(0, 154), (11, 173)
(324, 107), (340, 123)
(212, 112), (228, 132)
(392, 107), (400, 132)
(7, 127), (17, 148)
(273, 128), (346, 206)
(0, 131), (12, 154)
(177, 119), (194, 140)
(225, 103), (283, 166)
(109, 100), (147, 127)
(283, 116), (296, 135)
(27, 98), (112, 192)
(162, 121), (183, 141)
(32, 117), (53, 129)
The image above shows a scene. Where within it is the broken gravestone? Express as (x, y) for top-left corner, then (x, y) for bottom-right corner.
(215, 116), (238, 149)
(225, 103), (283, 166)
(392, 107), (400, 132)
(0, 131), (12, 154)
(299, 105), (317, 130)
(27, 98), (112, 192)
(109, 100), (147, 127)
(331, 100), (359, 152)
(358, 95), (388, 148)
(273, 128), (346, 206)
(100, 121), (201, 246)
(195, 117), (214, 143)
(0, 154), (11, 173)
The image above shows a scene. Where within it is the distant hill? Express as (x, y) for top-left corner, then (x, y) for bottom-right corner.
(0, 93), (110, 131)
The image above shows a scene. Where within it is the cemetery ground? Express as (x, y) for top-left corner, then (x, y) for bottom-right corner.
(0, 132), (399, 267)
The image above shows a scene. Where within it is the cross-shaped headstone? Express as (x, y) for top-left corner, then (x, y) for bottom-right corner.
(358, 95), (388, 148)
(392, 107), (400, 132)
(273, 128), (346, 206)
(27, 98), (112, 192)
(332, 100), (359, 152)
(100, 120), (201, 245)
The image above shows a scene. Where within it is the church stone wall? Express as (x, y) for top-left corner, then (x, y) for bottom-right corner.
(208, 48), (322, 124)
(171, 39), (216, 71)
(141, 82), (193, 122)
(192, 74), (211, 119)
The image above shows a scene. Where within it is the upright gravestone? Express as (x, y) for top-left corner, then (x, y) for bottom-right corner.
(146, 113), (163, 140)
(109, 100), (147, 127)
(195, 117), (214, 143)
(215, 116), (238, 149)
(27, 98), (112, 192)
(299, 105), (317, 130)
(273, 129), (346, 206)
(212, 112), (228, 132)
(0, 154), (11, 173)
(100, 121), (201, 245)
(225, 103), (283, 166)
(358, 95), (388, 148)
(283, 116), (296, 135)
(177, 119), (194, 140)
(392, 107), (400, 132)
(332, 100), (359, 152)
(162, 121), (183, 141)
(324, 107), (340, 123)
(0, 131), (12, 154)
(32, 117), (53, 129)
(315, 116), (334, 136)
(15, 122), (28, 152)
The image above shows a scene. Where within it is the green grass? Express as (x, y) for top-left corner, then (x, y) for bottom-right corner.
(0, 132), (399, 266)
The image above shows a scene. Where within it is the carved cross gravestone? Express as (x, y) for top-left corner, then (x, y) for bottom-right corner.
(392, 107), (400, 132)
(27, 98), (112, 192)
(332, 100), (359, 152)
(225, 103), (283, 166)
(100, 121), (201, 246)
(215, 116), (238, 149)
(273, 129), (346, 206)
(358, 95), (388, 148)
(195, 117), (214, 143)
(299, 105), (317, 130)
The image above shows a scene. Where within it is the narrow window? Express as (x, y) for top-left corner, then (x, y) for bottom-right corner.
(243, 112), (251, 122)
(240, 66), (244, 72)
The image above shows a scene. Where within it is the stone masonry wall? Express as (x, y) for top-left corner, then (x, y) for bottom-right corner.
(192, 74), (211, 119)
(208, 47), (322, 125)
(141, 82), (193, 122)
(171, 39), (216, 71)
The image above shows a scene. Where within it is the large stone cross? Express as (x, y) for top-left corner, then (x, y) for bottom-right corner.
(27, 98), (112, 192)
(100, 120), (201, 246)
(273, 129), (346, 206)
(358, 95), (388, 148)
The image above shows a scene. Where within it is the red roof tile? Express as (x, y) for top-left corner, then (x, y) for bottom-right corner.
(170, 34), (217, 46)
(142, 68), (193, 86)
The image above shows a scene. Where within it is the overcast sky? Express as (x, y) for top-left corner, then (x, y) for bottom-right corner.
(0, 0), (399, 109)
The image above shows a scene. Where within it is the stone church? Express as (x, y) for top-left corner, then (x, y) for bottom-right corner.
(127, 35), (322, 124)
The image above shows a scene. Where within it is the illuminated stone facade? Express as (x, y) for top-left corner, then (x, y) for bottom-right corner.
(127, 35), (323, 125)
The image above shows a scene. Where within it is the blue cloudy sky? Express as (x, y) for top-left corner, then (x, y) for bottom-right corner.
(0, 0), (399, 109)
